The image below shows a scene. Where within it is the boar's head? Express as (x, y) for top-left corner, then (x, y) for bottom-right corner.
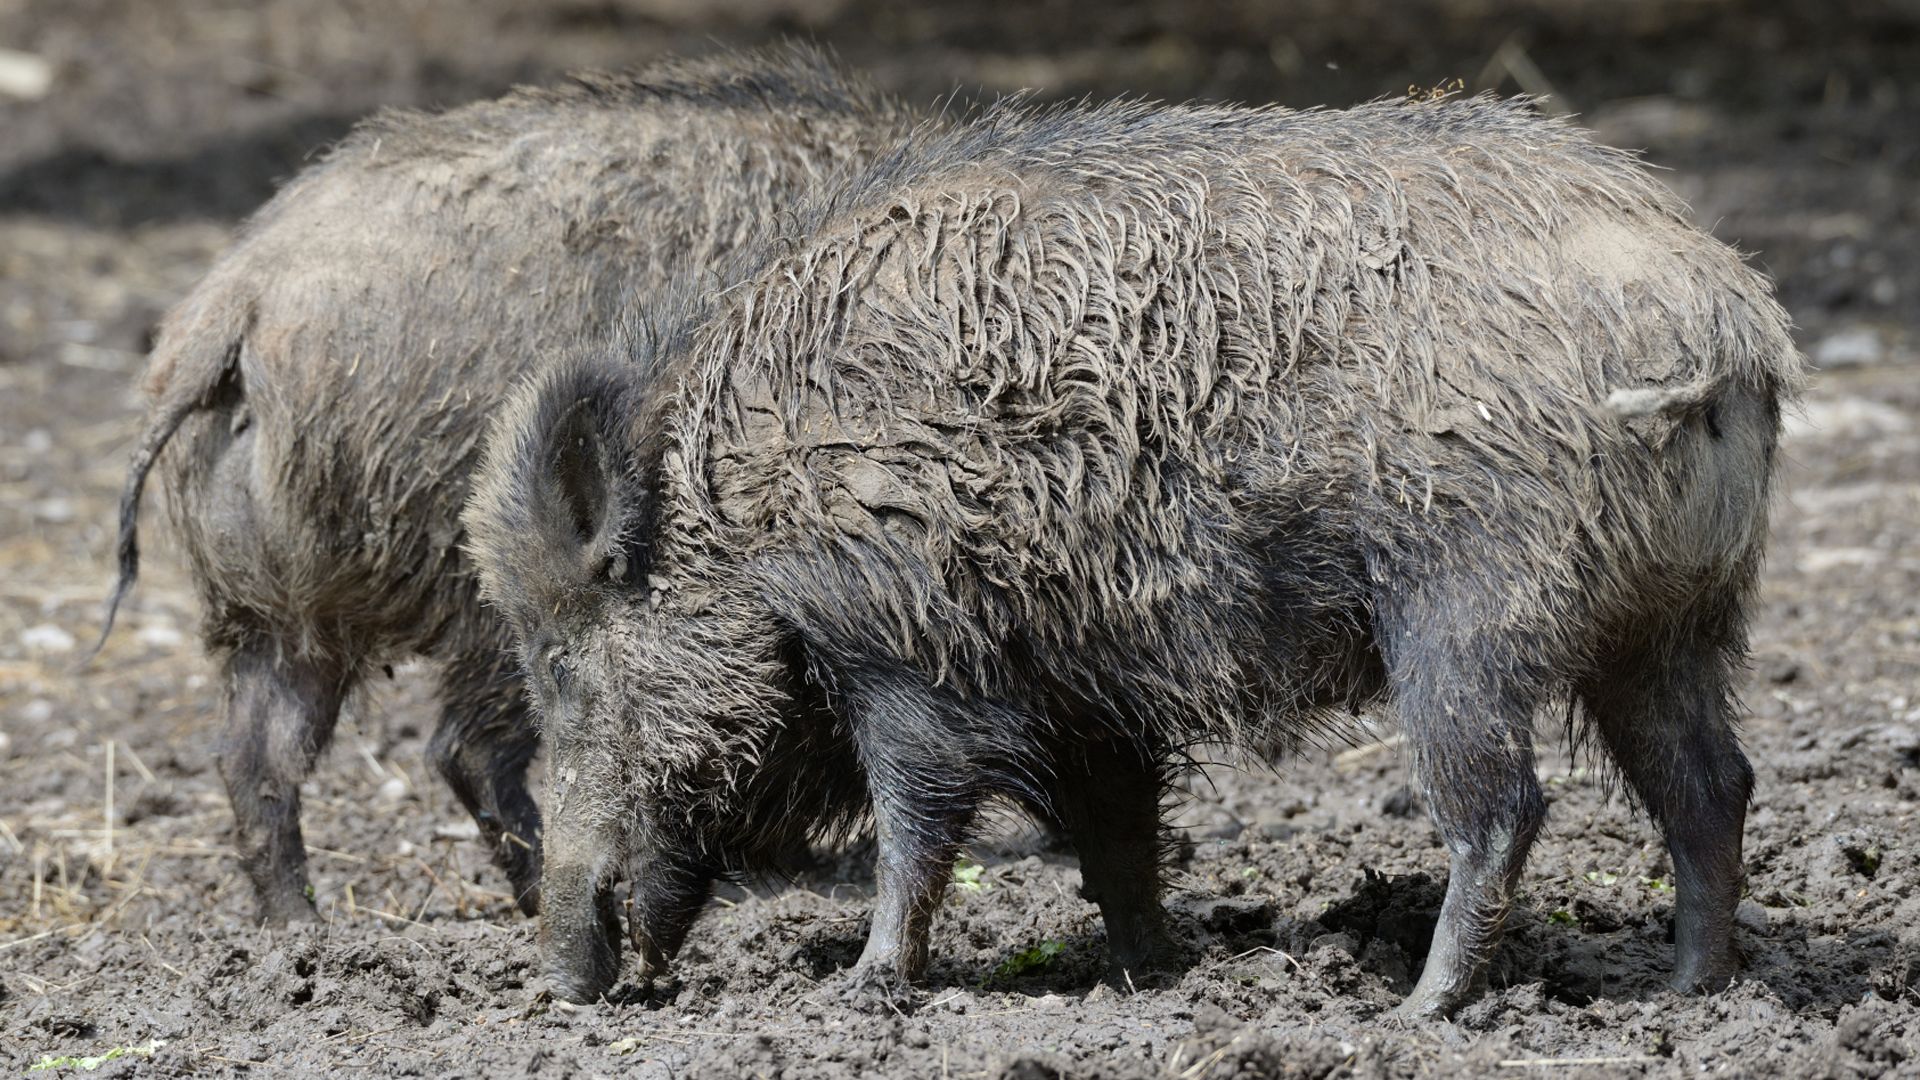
(465, 347), (824, 1003)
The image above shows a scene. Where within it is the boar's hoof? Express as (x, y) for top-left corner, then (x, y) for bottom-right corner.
(253, 884), (321, 928)
(830, 964), (920, 1015)
(1668, 961), (1739, 997)
(1389, 985), (1465, 1023)
(1105, 928), (1178, 987)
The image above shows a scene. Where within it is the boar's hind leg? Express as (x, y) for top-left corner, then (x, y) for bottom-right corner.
(842, 670), (987, 990)
(1045, 735), (1170, 982)
(1381, 590), (1549, 1019)
(219, 647), (350, 926)
(429, 651), (543, 915)
(1579, 604), (1752, 996)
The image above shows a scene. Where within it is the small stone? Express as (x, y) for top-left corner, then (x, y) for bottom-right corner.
(20, 623), (76, 654)
(21, 699), (54, 724)
(378, 776), (409, 802)
(1735, 900), (1769, 932)
(1813, 327), (1885, 369)
(0, 48), (52, 100)
(135, 622), (185, 649)
(434, 819), (481, 840)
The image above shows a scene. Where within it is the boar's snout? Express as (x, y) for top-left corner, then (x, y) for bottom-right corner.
(539, 862), (623, 1003)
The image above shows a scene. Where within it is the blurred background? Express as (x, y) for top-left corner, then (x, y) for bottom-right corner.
(1, 0), (1915, 355)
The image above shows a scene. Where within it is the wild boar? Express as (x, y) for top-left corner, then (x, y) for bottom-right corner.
(469, 95), (1802, 1014)
(99, 44), (918, 925)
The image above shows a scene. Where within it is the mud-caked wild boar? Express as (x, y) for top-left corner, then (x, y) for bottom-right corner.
(469, 95), (1802, 1015)
(99, 45), (919, 925)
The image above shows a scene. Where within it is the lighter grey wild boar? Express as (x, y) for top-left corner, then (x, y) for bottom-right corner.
(468, 95), (1802, 1015)
(98, 45), (918, 926)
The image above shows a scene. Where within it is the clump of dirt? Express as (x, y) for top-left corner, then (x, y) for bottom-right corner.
(2, 1), (1916, 1077)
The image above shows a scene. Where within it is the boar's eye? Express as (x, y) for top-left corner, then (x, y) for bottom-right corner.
(548, 651), (573, 695)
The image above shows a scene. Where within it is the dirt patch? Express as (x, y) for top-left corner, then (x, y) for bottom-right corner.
(2, 1), (1916, 1076)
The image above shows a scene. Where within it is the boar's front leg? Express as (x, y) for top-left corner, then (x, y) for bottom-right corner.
(1045, 734), (1171, 982)
(429, 649), (543, 915)
(1380, 585), (1548, 1019)
(627, 836), (716, 984)
(841, 669), (984, 992)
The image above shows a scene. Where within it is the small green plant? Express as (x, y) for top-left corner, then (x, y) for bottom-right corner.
(986, 940), (1066, 986)
(1548, 909), (1578, 926)
(952, 859), (987, 894)
(30, 1040), (165, 1072)
(1640, 876), (1674, 893)
(1845, 845), (1882, 878)
(1583, 870), (1620, 887)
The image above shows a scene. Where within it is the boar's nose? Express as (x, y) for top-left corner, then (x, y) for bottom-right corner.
(539, 864), (623, 1003)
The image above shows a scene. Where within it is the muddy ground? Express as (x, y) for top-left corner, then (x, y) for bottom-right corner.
(1, 1), (1916, 1076)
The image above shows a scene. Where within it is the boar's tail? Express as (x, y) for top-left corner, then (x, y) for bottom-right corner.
(86, 333), (240, 664)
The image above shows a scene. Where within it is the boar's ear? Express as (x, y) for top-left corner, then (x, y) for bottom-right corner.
(550, 386), (655, 589)
(467, 350), (653, 611)
(553, 404), (614, 546)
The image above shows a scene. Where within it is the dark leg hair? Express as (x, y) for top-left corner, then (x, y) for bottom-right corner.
(428, 650), (543, 914)
(627, 838), (717, 982)
(1377, 581), (1549, 1018)
(839, 667), (986, 989)
(1043, 733), (1170, 980)
(1578, 598), (1753, 994)
(217, 646), (351, 925)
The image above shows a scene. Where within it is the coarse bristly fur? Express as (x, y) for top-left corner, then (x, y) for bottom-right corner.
(470, 92), (1803, 1011)
(99, 43), (921, 928)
